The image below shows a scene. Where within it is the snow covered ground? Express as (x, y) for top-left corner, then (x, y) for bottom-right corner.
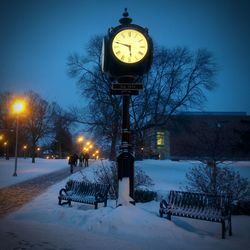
(0, 158), (250, 250)
(0, 158), (69, 188)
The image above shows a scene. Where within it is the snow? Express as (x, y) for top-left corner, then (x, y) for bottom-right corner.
(0, 158), (68, 188)
(0, 158), (250, 249)
(117, 177), (134, 206)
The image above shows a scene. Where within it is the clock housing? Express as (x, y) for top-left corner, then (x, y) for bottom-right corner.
(102, 23), (153, 79)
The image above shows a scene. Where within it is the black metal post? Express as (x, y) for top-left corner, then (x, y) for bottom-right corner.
(122, 95), (130, 144)
(13, 116), (19, 176)
(117, 93), (135, 201)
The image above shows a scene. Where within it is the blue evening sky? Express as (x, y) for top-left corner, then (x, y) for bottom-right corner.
(1, 0), (250, 114)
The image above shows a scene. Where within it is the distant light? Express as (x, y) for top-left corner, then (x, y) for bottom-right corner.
(77, 136), (84, 143)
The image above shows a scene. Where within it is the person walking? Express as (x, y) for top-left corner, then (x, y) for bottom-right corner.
(68, 154), (75, 174)
(79, 153), (84, 167)
(73, 153), (78, 167)
(84, 152), (89, 167)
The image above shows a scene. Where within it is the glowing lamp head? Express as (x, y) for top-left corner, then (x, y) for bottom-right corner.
(12, 100), (25, 114)
(77, 136), (84, 143)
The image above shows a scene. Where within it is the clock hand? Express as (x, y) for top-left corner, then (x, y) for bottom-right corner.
(115, 41), (130, 48)
(129, 45), (132, 56)
(116, 41), (132, 56)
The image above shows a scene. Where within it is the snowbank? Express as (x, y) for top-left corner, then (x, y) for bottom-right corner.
(0, 159), (250, 249)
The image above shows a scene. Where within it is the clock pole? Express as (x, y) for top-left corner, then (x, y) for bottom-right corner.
(117, 76), (135, 206)
(102, 8), (153, 206)
(116, 9), (135, 205)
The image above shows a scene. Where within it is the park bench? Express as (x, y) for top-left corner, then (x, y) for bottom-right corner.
(58, 180), (110, 209)
(159, 190), (232, 239)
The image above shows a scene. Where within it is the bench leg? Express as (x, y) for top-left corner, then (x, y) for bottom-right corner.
(222, 220), (226, 239)
(58, 199), (70, 206)
(159, 210), (163, 217)
(167, 213), (171, 220)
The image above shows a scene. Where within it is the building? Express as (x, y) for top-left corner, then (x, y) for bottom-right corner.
(143, 112), (250, 160)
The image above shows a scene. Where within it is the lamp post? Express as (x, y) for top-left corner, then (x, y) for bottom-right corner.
(12, 99), (26, 176)
(36, 147), (41, 158)
(3, 141), (8, 159)
(0, 135), (2, 157)
(23, 145), (27, 159)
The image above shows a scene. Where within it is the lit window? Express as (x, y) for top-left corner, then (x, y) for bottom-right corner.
(157, 132), (165, 146)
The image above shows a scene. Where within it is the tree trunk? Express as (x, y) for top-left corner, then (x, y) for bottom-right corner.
(31, 145), (36, 163)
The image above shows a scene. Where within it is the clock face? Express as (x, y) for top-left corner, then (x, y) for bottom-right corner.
(112, 29), (148, 64)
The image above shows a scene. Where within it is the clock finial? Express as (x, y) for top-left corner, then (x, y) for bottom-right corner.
(119, 8), (132, 25)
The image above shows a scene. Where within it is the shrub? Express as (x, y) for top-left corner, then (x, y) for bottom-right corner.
(134, 189), (157, 203)
(93, 160), (154, 199)
(186, 161), (250, 205)
(93, 160), (118, 199)
(231, 200), (250, 215)
(134, 168), (154, 190)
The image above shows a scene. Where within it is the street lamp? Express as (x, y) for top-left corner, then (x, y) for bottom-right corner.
(77, 135), (84, 154)
(36, 147), (41, 157)
(77, 136), (84, 143)
(0, 135), (3, 157)
(23, 145), (27, 159)
(3, 141), (8, 159)
(12, 99), (26, 176)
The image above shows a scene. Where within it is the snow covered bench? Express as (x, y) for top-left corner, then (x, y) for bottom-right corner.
(58, 180), (110, 209)
(159, 190), (232, 239)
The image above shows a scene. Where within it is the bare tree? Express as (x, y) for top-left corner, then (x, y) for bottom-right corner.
(131, 46), (217, 153)
(50, 102), (75, 158)
(67, 36), (217, 159)
(68, 35), (122, 160)
(24, 91), (54, 163)
(186, 162), (249, 204)
(0, 91), (15, 159)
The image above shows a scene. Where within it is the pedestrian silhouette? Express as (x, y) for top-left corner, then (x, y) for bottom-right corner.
(84, 152), (89, 167)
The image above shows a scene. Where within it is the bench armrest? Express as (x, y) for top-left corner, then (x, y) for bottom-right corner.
(59, 188), (68, 196)
(160, 199), (169, 209)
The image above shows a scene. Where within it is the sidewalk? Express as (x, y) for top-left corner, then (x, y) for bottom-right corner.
(0, 158), (69, 188)
(0, 165), (80, 217)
